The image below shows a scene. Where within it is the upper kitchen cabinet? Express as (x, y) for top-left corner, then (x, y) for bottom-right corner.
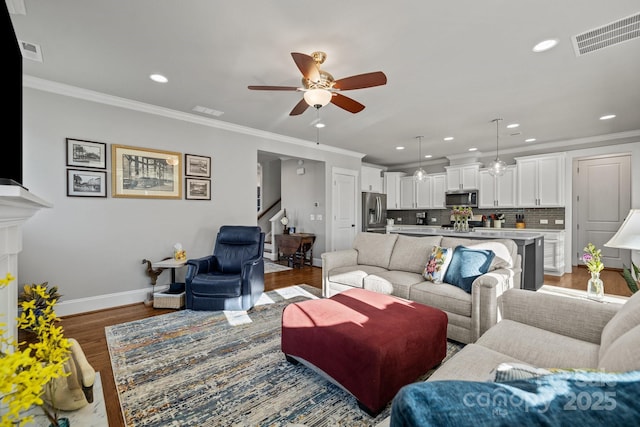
(362, 165), (384, 193)
(445, 163), (481, 190)
(383, 172), (406, 209)
(400, 175), (431, 209)
(478, 166), (516, 208)
(515, 153), (566, 207)
(431, 173), (447, 209)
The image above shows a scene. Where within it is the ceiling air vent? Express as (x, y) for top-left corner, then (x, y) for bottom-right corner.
(18, 40), (43, 62)
(572, 12), (640, 56)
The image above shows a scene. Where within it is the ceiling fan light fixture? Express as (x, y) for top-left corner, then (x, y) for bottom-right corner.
(303, 89), (332, 108)
(488, 118), (506, 177)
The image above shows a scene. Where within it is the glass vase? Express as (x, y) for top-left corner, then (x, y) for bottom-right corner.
(587, 271), (604, 301)
(50, 418), (70, 427)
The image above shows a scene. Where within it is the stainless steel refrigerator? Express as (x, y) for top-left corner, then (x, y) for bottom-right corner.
(362, 192), (387, 233)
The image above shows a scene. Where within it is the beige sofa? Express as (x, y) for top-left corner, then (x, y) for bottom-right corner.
(321, 232), (522, 344)
(428, 288), (640, 381)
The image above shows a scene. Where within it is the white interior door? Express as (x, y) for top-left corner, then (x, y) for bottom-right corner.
(331, 167), (358, 251)
(576, 155), (631, 268)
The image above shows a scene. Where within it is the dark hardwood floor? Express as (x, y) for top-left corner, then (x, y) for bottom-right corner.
(56, 264), (630, 427)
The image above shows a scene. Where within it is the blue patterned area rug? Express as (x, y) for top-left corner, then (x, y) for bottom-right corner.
(106, 285), (463, 426)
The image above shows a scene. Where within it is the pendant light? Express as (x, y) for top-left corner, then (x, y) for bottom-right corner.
(488, 118), (507, 177)
(413, 136), (427, 182)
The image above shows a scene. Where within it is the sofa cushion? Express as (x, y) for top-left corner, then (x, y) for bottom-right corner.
(364, 270), (425, 299)
(476, 320), (600, 369)
(409, 282), (472, 317)
(441, 237), (517, 271)
(598, 324), (640, 372)
(443, 246), (495, 293)
(423, 245), (452, 283)
(388, 235), (442, 274)
(328, 265), (388, 288)
(393, 371), (640, 426)
(599, 290), (640, 360)
(353, 232), (398, 268)
(427, 343), (522, 382)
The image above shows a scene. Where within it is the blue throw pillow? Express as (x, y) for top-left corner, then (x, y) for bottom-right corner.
(390, 370), (640, 427)
(442, 246), (495, 293)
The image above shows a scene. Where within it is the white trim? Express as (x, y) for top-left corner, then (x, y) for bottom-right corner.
(54, 285), (170, 317)
(23, 75), (364, 159)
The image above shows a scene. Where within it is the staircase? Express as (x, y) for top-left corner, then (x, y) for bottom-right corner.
(264, 232), (275, 261)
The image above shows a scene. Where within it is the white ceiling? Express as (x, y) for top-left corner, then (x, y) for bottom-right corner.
(10, 0), (640, 168)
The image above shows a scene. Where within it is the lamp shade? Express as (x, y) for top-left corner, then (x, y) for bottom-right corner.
(303, 89), (332, 107)
(604, 209), (640, 250)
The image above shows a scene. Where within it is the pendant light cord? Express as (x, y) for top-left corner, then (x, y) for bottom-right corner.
(417, 136), (423, 167)
(492, 118), (502, 161)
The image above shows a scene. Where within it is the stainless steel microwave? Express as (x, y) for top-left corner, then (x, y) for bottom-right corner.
(445, 190), (478, 208)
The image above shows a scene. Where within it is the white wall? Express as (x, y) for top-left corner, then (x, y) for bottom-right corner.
(281, 159), (326, 265)
(20, 85), (361, 315)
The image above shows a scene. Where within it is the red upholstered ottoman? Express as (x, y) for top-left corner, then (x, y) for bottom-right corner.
(281, 288), (447, 416)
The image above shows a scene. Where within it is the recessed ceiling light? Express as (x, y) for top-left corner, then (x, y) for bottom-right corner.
(396, 146), (405, 150)
(315, 123), (326, 128)
(600, 114), (616, 120)
(533, 39), (558, 52)
(468, 147), (478, 152)
(150, 74), (168, 83)
(424, 154), (432, 159)
(525, 138), (536, 142)
(506, 123), (520, 129)
(443, 137), (454, 141)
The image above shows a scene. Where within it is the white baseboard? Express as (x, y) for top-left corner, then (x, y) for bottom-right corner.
(55, 285), (170, 317)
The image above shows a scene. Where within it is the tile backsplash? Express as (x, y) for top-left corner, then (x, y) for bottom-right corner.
(387, 207), (566, 230)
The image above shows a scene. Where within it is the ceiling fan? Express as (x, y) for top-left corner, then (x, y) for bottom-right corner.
(248, 51), (387, 116)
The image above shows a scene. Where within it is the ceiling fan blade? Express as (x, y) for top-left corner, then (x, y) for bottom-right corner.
(289, 98), (310, 116)
(291, 52), (320, 82)
(331, 93), (365, 113)
(248, 85), (299, 91)
(333, 71), (387, 90)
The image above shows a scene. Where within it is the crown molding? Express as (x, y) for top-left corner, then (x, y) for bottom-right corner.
(23, 75), (365, 159)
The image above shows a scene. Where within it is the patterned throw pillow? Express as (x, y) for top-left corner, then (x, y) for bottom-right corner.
(490, 362), (551, 382)
(423, 245), (452, 283)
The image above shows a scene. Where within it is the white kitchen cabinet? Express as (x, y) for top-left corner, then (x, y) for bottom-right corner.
(445, 164), (481, 190)
(383, 172), (406, 209)
(542, 230), (565, 275)
(431, 173), (447, 209)
(478, 166), (516, 208)
(361, 165), (383, 193)
(515, 154), (565, 207)
(400, 176), (432, 209)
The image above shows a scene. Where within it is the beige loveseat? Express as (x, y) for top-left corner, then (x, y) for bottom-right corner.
(321, 232), (522, 344)
(428, 288), (640, 381)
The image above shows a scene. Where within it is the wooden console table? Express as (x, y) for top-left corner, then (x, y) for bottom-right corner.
(275, 233), (316, 268)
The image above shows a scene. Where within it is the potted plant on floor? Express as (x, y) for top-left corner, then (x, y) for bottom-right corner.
(1, 273), (71, 427)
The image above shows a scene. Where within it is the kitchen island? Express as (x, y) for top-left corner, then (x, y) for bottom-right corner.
(387, 225), (544, 291)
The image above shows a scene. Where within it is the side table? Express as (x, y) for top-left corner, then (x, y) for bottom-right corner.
(151, 258), (187, 309)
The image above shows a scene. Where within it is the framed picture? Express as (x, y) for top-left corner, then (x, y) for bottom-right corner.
(66, 138), (107, 169)
(67, 169), (107, 197)
(185, 154), (211, 178)
(111, 144), (181, 199)
(185, 178), (211, 200)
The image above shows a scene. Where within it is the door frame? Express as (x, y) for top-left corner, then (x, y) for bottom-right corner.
(571, 153), (632, 268)
(330, 166), (359, 252)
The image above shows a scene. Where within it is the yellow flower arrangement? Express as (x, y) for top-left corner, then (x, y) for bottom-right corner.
(1, 273), (71, 427)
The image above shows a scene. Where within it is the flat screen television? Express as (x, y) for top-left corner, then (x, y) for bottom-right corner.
(2, 3), (23, 187)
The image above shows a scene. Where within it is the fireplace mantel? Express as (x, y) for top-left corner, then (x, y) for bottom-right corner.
(0, 185), (52, 344)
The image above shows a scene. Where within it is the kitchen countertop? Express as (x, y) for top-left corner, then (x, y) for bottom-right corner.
(386, 225), (545, 242)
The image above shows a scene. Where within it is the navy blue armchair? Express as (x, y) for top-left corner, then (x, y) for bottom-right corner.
(185, 225), (265, 311)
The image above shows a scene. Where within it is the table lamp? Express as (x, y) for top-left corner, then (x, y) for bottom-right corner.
(604, 209), (640, 293)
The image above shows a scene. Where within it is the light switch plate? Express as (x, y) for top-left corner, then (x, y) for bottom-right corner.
(309, 214), (315, 221)
(317, 214), (322, 221)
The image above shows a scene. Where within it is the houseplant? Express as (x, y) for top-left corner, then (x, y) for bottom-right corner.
(621, 261), (639, 294)
(582, 243), (604, 301)
(1, 273), (71, 427)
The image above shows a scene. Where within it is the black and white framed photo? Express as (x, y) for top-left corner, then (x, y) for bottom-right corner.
(67, 169), (107, 197)
(66, 138), (107, 169)
(185, 154), (211, 178)
(185, 178), (211, 200)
